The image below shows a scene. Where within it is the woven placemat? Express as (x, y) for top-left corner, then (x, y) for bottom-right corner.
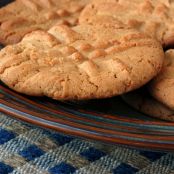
(0, 112), (174, 174)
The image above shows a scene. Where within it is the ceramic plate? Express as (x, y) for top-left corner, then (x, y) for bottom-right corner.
(1, 81), (174, 152)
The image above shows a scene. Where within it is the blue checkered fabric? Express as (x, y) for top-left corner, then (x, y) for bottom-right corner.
(0, 113), (174, 174)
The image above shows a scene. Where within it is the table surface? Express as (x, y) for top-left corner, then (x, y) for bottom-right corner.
(0, 112), (174, 174)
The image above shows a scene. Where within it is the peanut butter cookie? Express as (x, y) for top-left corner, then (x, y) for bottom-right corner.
(0, 0), (89, 45)
(122, 88), (174, 121)
(149, 49), (174, 110)
(0, 24), (164, 100)
(79, 0), (174, 47)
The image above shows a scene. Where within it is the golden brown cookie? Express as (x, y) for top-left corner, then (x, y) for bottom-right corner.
(122, 88), (174, 121)
(0, 0), (89, 45)
(0, 24), (164, 100)
(79, 0), (174, 47)
(149, 49), (174, 110)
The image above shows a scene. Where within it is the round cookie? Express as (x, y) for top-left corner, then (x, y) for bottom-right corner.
(122, 89), (174, 121)
(0, 0), (90, 45)
(79, 0), (174, 47)
(149, 49), (174, 110)
(0, 24), (164, 100)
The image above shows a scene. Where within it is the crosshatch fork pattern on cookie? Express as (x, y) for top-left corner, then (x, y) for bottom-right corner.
(79, 0), (174, 48)
(0, 23), (164, 100)
(0, 0), (89, 45)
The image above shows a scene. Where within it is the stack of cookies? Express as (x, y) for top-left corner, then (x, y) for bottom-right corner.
(0, 0), (174, 121)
